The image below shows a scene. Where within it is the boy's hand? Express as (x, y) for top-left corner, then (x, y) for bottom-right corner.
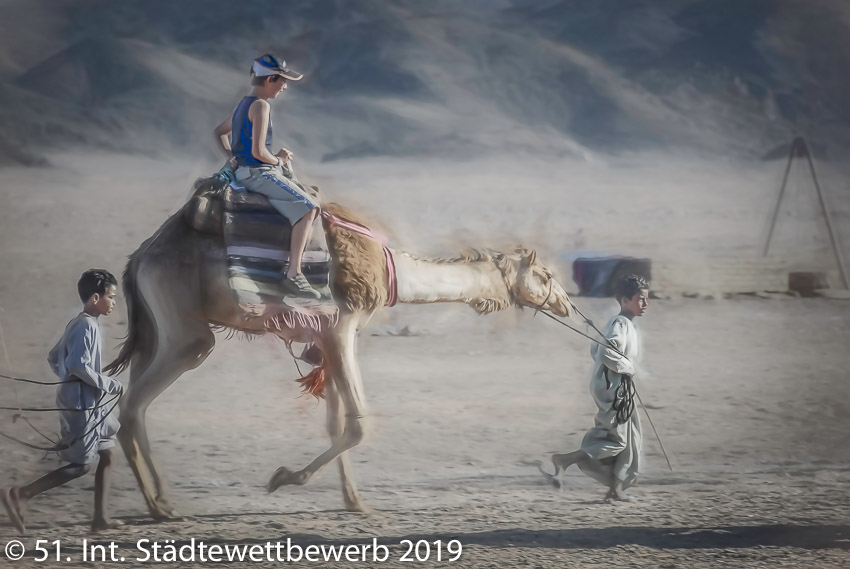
(276, 148), (294, 163)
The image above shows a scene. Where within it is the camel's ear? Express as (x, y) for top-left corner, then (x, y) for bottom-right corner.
(522, 250), (537, 267)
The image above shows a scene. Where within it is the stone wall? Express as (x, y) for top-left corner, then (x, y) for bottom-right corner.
(653, 257), (844, 296)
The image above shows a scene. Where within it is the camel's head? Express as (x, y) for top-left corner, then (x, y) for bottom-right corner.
(503, 249), (572, 317)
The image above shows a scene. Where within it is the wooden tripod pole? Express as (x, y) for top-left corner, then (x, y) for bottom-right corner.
(803, 141), (849, 288)
(0, 306), (11, 369)
(763, 138), (800, 257)
(763, 136), (849, 288)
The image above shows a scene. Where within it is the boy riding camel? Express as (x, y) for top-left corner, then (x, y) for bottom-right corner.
(213, 54), (320, 300)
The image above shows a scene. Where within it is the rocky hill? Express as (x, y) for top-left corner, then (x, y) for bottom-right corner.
(1, 0), (848, 166)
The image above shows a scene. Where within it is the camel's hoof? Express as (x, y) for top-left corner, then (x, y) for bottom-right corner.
(344, 500), (374, 514)
(150, 507), (182, 521)
(267, 467), (307, 493)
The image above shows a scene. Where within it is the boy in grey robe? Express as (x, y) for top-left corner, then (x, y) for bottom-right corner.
(552, 274), (649, 501)
(1, 269), (123, 534)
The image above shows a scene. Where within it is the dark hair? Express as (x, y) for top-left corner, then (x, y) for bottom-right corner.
(77, 269), (118, 302)
(250, 74), (283, 86)
(615, 274), (649, 302)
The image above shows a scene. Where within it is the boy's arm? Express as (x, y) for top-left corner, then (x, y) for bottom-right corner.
(213, 112), (234, 160)
(47, 340), (62, 376)
(248, 99), (284, 166)
(598, 319), (635, 376)
(65, 325), (122, 394)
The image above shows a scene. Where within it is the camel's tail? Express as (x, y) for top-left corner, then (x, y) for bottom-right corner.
(104, 254), (142, 375)
(105, 210), (186, 375)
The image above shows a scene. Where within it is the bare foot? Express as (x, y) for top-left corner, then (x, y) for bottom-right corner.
(1, 487), (25, 535)
(604, 488), (633, 502)
(536, 461), (563, 490)
(91, 518), (125, 532)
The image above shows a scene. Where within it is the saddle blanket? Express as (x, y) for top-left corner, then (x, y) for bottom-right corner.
(223, 182), (337, 319)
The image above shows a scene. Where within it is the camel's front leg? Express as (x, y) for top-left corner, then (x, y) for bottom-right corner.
(325, 379), (371, 512)
(268, 313), (368, 493)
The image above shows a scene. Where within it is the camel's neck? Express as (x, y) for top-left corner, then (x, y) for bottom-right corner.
(392, 251), (512, 313)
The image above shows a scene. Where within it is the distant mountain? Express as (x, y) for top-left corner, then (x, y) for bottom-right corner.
(0, 0), (848, 166)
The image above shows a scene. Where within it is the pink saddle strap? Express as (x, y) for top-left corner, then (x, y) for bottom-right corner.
(321, 212), (398, 307)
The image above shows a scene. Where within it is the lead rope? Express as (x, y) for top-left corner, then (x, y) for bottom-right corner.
(606, 368), (636, 425)
(0, 392), (122, 452)
(1, 372), (122, 452)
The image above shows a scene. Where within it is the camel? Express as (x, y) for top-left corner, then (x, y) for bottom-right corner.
(105, 197), (572, 520)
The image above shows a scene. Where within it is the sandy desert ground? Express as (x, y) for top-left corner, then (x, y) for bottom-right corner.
(1, 151), (849, 568)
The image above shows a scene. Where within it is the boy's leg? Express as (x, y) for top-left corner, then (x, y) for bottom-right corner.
(280, 208), (321, 299)
(548, 450), (593, 490)
(92, 450), (122, 531)
(240, 168), (322, 298)
(18, 463), (90, 502)
(3, 463), (90, 534)
(551, 450), (590, 474)
(287, 208), (318, 279)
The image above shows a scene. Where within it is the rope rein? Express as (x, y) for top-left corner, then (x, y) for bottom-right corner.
(1, 372), (122, 452)
(0, 372), (72, 386)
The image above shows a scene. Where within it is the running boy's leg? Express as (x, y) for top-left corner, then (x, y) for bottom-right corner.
(18, 463), (91, 501)
(92, 450), (121, 531)
(551, 450), (590, 474)
(2, 463), (91, 533)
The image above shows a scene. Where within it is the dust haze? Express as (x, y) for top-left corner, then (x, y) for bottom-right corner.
(1, 2), (849, 567)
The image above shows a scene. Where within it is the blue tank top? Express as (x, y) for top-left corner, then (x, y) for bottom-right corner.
(231, 96), (273, 167)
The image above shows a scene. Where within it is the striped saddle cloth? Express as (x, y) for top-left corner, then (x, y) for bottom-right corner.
(223, 185), (336, 318)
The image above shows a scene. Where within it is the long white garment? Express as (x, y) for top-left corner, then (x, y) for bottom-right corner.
(578, 314), (643, 489)
(47, 313), (122, 465)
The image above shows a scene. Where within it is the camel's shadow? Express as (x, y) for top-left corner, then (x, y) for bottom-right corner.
(448, 523), (850, 550)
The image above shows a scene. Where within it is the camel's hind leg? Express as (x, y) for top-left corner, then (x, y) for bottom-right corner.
(119, 262), (215, 520)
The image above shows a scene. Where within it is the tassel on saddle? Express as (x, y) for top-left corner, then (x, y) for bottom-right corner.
(296, 365), (327, 400)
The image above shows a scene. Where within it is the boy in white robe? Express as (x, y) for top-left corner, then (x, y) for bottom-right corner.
(1, 270), (123, 534)
(552, 274), (649, 501)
